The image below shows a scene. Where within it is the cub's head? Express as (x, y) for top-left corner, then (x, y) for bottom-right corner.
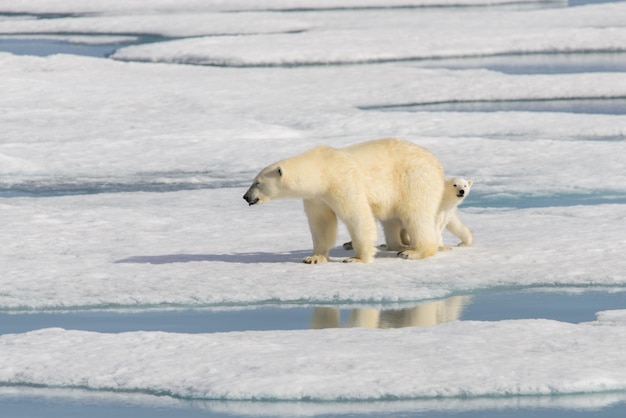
(243, 165), (284, 206)
(447, 177), (473, 201)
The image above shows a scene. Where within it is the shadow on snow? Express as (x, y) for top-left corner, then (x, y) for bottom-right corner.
(113, 247), (387, 264)
(115, 250), (314, 264)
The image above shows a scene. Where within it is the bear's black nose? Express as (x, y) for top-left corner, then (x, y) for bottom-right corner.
(243, 191), (259, 206)
(459, 189), (464, 196)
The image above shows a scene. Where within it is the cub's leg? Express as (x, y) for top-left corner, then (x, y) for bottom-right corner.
(303, 199), (337, 264)
(436, 212), (452, 251)
(446, 209), (473, 247)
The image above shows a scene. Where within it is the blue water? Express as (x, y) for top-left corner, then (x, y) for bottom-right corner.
(1, 290), (624, 417)
(414, 52), (626, 74)
(0, 37), (119, 57)
(1, 290), (624, 335)
(1, 390), (625, 418)
(2, 1), (626, 417)
(361, 97), (626, 115)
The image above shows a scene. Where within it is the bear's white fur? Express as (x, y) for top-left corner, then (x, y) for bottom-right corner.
(436, 177), (473, 250)
(398, 177), (473, 250)
(243, 138), (445, 263)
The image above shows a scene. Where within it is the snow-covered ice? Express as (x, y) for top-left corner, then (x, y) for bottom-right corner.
(1, 315), (626, 402)
(1, 190), (625, 311)
(110, 3), (626, 66)
(0, 0), (626, 413)
(1, 54), (625, 196)
(0, 0), (569, 14)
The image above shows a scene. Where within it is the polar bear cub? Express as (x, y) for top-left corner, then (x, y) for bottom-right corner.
(434, 177), (474, 250)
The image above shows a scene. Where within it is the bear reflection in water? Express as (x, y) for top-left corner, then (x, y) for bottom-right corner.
(310, 296), (470, 329)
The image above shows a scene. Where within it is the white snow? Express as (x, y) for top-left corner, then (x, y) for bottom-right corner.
(1, 54), (625, 195)
(1, 318), (626, 402)
(1, 191), (625, 310)
(0, 0), (626, 412)
(110, 4), (626, 66)
(0, 0), (567, 14)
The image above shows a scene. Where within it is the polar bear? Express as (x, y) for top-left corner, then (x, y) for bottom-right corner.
(437, 177), (473, 249)
(243, 138), (445, 264)
(397, 177), (473, 250)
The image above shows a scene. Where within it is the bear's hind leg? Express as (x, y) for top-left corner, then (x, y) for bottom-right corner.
(398, 216), (439, 260)
(381, 219), (407, 251)
(303, 199), (337, 264)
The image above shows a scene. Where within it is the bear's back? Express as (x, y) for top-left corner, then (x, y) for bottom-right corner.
(342, 138), (444, 218)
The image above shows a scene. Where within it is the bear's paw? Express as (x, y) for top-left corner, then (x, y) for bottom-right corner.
(342, 256), (372, 263)
(397, 249), (435, 260)
(303, 255), (328, 264)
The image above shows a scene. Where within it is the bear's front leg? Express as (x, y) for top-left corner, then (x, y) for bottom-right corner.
(446, 210), (473, 247)
(337, 201), (377, 263)
(303, 199), (338, 264)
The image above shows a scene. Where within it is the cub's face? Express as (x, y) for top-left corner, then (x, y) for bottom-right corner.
(449, 177), (473, 200)
(243, 165), (283, 206)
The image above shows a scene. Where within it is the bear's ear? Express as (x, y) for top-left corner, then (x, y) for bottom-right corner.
(276, 166), (283, 177)
(467, 180), (473, 187)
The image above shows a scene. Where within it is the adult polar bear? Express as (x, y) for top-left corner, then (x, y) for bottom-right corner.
(243, 138), (445, 263)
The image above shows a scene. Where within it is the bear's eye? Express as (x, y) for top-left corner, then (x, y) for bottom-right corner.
(453, 184), (457, 187)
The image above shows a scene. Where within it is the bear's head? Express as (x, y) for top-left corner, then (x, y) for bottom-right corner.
(243, 164), (284, 206)
(447, 177), (473, 201)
